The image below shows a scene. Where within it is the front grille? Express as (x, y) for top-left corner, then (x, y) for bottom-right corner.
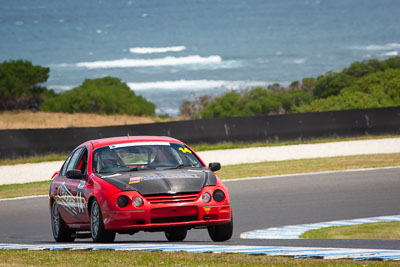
(145, 193), (198, 204)
(151, 216), (197, 224)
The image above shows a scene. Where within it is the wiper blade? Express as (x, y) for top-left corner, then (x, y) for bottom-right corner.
(170, 164), (191, 169)
(120, 167), (138, 172)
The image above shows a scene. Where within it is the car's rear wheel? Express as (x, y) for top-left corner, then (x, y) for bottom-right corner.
(51, 201), (75, 242)
(165, 228), (188, 242)
(207, 214), (233, 242)
(90, 199), (116, 243)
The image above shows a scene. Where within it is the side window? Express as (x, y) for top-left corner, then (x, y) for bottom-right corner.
(76, 149), (88, 175)
(60, 154), (73, 176)
(65, 148), (84, 173)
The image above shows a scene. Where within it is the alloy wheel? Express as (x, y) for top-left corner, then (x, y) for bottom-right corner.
(91, 201), (100, 239)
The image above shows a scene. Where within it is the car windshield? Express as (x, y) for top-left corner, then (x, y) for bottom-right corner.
(92, 142), (203, 174)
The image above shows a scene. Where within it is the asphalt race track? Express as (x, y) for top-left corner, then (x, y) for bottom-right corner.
(1, 167), (400, 249)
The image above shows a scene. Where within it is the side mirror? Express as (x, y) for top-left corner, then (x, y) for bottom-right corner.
(66, 169), (83, 180)
(208, 162), (221, 172)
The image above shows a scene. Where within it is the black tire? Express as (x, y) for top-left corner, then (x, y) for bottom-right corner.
(207, 215), (233, 242)
(90, 199), (116, 243)
(51, 201), (75, 242)
(165, 228), (188, 242)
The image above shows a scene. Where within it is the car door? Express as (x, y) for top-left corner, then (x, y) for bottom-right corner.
(71, 148), (89, 224)
(57, 147), (86, 225)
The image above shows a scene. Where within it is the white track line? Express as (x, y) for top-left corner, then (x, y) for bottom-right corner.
(0, 195), (47, 202)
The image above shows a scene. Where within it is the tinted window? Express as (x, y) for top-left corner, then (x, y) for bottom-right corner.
(76, 149), (88, 175)
(65, 147), (84, 173)
(60, 154), (73, 176)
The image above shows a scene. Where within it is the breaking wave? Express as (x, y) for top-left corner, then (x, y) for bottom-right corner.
(129, 46), (186, 54)
(292, 58), (306, 64)
(379, 51), (399, 57)
(47, 80), (276, 93)
(75, 55), (222, 69)
(349, 43), (400, 51)
(127, 80), (274, 91)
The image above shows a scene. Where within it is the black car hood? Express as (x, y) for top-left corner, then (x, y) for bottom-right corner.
(100, 168), (216, 195)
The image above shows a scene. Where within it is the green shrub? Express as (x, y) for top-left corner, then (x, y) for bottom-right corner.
(295, 68), (400, 112)
(42, 77), (155, 115)
(312, 57), (400, 99)
(199, 87), (312, 118)
(0, 59), (51, 110)
(184, 57), (400, 119)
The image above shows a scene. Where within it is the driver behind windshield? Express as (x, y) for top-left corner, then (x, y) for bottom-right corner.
(149, 146), (179, 167)
(98, 149), (121, 172)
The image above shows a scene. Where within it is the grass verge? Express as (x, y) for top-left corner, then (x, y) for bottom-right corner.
(1, 153), (399, 199)
(0, 250), (393, 266)
(300, 221), (400, 240)
(0, 180), (51, 199)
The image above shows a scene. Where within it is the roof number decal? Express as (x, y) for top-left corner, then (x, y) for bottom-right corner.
(179, 147), (192, 153)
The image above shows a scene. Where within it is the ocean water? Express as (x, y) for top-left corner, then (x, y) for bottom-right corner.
(1, 0), (400, 116)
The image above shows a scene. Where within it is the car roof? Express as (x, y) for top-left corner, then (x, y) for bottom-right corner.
(86, 136), (185, 150)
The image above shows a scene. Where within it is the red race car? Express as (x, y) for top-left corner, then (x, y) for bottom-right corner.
(49, 136), (232, 243)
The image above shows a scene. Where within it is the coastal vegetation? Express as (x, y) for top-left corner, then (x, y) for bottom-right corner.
(0, 60), (155, 116)
(295, 68), (400, 112)
(41, 76), (155, 115)
(1, 57), (399, 119)
(0, 59), (51, 111)
(179, 56), (400, 119)
(192, 85), (312, 119)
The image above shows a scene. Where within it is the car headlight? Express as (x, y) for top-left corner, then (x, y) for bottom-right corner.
(213, 189), (225, 202)
(133, 196), (143, 207)
(202, 192), (211, 203)
(117, 195), (130, 208)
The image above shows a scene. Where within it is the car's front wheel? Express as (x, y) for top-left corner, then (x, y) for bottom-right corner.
(165, 228), (187, 242)
(90, 199), (116, 243)
(51, 201), (75, 242)
(207, 214), (233, 242)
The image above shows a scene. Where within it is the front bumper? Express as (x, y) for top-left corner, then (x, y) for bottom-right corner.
(102, 203), (231, 231)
